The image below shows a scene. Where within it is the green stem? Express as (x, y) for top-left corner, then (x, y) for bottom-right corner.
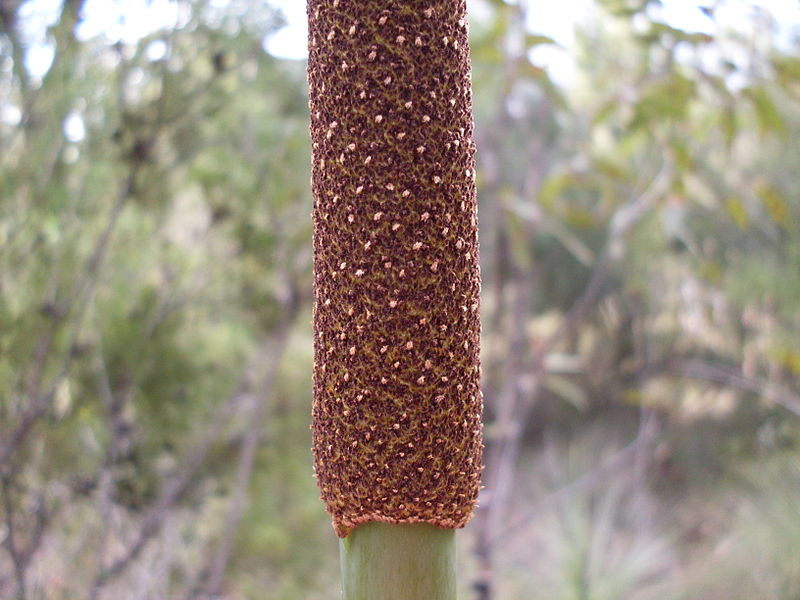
(340, 522), (457, 600)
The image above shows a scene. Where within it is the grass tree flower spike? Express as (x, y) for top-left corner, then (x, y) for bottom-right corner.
(308, 0), (482, 544)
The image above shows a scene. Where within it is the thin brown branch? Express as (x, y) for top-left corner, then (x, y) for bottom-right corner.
(196, 296), (299, 598)
(90, 393), (237, 593)
(473, 138), (671, 600)
(668, 358), (800, 417)
(0, 175), (133, 470)
(491, 416), (660, 544)
(91, 285), (303, 597)
(1, 474), (27, 600)
(536, 160), (673, 365)
(18, 492), (48, 572)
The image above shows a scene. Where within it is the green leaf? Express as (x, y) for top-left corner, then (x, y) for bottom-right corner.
(520, 60), (547, 80)
(721, 105), (737, 149)
(592, 99), (618, 126)
(670, 140), (694, 173)
(756, 182), (789, 227)
(593, 156), (629, 181)
(524, 34), (559, 48)
(543, 374), (588, 411)
(630, 73), (695, 131)
(743, 86), (786, 137)
(564, 206), (596, 229)
(538, 173), (573, 211)
(641, 23), (714, 45)
(772, 56), (800, 87)
(725, 197), (749, 230)
(771, 347), (800, 376)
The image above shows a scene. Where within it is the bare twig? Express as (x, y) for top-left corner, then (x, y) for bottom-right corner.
(0, 175), (132, 471)
(194, 294), (300, 598)
(1, 475), (27, 600)
(473, 106), (672, 599)
(90, 390), (238, 593)
(90, 281), (303, 598)
(669, 358), (800, 417)
(491, 416), (660, 543)
(536, 160), (672, 364)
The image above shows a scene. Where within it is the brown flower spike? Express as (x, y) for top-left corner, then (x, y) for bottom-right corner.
(309, 0), (482, 538)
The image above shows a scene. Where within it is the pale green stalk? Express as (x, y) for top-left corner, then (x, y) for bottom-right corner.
(340, 523), (457, 600)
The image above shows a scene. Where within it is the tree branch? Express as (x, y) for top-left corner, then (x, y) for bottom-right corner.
(668, 358), (800, 417)
(194, 293), (300, 598)
(91, 285), (303, 597)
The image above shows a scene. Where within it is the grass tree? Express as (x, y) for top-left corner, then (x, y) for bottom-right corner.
(307, 0), (482, 597)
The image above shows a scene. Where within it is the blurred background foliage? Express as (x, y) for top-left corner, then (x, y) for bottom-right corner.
(0, 0), (798, 598)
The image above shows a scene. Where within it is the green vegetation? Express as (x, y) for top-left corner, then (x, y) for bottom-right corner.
(1, 0), (798, 599)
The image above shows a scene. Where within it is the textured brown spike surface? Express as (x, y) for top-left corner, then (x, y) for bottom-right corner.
(308, 0), (482, 538)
